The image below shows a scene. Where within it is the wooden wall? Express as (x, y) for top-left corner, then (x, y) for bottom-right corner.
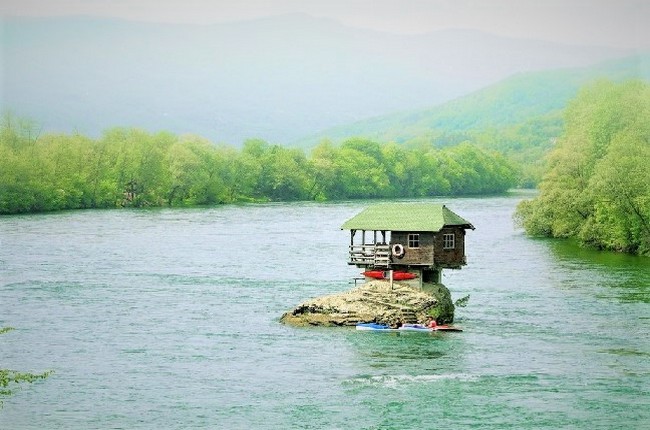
(391, 231), (434, 266)
(390, 227), (466, 268)
(433, 227), (466, 268)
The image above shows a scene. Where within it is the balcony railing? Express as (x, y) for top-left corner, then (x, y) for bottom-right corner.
(348, 244), (391, 267)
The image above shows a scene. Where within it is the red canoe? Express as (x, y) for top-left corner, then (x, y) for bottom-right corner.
(362, 270), (385, 279)
(393, 271), (417, 280)
(362, 271), (417, 280)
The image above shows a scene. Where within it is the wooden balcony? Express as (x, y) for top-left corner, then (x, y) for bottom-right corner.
(348, 244), (391, 267)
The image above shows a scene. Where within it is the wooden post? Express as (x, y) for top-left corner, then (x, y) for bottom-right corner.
(389, 269), (394, 290)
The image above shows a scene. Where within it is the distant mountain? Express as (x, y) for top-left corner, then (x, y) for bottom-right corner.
(1, 14), (630, 144)
(297, 54), (650, 146)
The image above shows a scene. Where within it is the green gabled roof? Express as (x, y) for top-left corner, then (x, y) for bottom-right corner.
(341, 203), (474, 232)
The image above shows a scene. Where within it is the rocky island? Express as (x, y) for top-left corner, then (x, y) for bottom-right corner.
(280, 280), (455, 327)
(281, 203), (473, 328)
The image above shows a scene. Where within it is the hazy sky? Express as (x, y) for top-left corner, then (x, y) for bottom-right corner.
(1, 0), (649, 50)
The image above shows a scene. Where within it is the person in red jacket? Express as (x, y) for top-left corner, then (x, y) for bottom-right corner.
(426, 316), (438, 329)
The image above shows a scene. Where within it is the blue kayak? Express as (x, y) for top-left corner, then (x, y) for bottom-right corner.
(355, 323), (392, 331)
(355, 323), (462, 332)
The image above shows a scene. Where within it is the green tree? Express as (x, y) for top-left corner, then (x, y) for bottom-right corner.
(334, 139), (389, 199)
(167, 135), (228, 205)
(307, 140), (339, 200)
(36, 133), (96, 209)
(417, 149), (452, 196)
(241, 139), (311, 201)
(100, 128), (174, 207)
(515, 80), (650, 255)
(380, 143), (422, 197)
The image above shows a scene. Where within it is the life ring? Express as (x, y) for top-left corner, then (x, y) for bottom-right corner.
(391, 243), (405, 259)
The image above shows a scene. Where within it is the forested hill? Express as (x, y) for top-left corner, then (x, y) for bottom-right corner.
(294, 54), (649, 187)
(297, 54), (650, 146)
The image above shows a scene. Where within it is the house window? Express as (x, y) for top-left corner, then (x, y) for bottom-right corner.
(443, 233), (455, 249)
(408, 233), (420, 248)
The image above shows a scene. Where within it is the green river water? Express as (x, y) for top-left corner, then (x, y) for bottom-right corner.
(1, 192), (648, 429)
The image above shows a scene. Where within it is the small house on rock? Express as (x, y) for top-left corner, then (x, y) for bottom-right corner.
(341, 203), (474, 286)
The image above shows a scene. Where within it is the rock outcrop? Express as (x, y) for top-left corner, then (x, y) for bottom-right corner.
(280, 280), (455, 327)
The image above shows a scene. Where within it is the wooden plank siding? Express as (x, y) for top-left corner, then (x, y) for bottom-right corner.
(390, 226), (466, 269)
(391, 231), (434, 266)
(433, 227), (467, 268)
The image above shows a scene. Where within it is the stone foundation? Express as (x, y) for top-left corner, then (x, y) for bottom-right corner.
(280, 280), (455, 327)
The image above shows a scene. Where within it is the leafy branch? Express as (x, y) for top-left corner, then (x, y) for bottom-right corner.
(1, 327), (53, 407)
(455, 294), (470, 307)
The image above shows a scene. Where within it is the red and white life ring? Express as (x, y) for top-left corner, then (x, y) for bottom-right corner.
(391, 243), (405, 258)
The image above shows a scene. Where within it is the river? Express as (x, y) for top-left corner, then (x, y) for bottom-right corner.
(1, 192), (648, 429)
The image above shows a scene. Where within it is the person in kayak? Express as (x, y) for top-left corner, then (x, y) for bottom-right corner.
(426, 316), (438, 328)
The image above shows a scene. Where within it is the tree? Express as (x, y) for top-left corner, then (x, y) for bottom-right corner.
(515, 80), (650, 255)
(307, 140), (339, 200)
(333, 139), (389, 199)
(167, 135), (228, 205)
(240, 139), (312, 201)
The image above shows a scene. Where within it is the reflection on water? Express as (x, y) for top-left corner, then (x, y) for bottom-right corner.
(547, 238), (650, 303)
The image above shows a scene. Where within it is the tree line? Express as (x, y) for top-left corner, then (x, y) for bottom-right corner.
(515, 80), (650, 256)
(0, 116), (517, 214)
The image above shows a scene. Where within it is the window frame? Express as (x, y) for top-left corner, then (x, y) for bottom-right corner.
(443, 233), (455, 250)
(407, 233), (420, 249)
